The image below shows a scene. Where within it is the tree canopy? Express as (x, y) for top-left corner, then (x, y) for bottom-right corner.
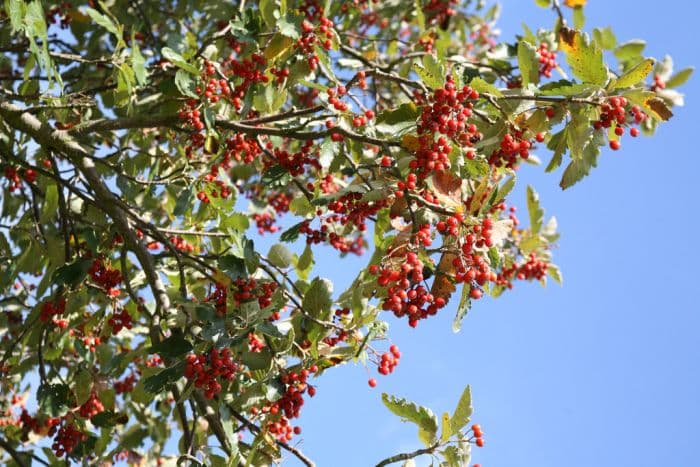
(0, 0), (690, 465)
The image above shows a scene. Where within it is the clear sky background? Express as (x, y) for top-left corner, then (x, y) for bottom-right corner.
(287, 1), (700, 466)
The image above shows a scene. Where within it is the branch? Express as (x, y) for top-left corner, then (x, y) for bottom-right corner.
(227, 405), (316, 467)
(375, 442), (440, 467)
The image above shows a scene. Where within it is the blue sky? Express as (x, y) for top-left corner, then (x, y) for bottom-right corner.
(289, 2), (700, 466)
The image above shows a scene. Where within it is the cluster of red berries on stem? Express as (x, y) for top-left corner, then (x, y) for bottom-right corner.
(40, 297), (66, 323)
(184, 348), (238, 399)
(414, 76), (481, 179)
(258, 366), (317, 441)
(495, 253), (550, 289)
(298, 15), (335, 69)
(89, 258), (122, 297)
(371, 246), (447, 327)
(537, 42), (557, 78)
(18, 409), (60, 435)
(488, 131), (536, 169)
(376, 344), (401, 378)
(52, 421), (87, 457)
(471, 423), (485, 448)
(423, 0), (458, 27)
(593, 96), (647, 150)
(3, 166), (36, 192)
(108, 308), (133, 335)
(247, 332), (265, 353)
(114, 374), (137, 394)
(78, 391), (104, 418)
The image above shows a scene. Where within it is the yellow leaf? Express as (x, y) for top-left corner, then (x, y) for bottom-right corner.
(441, 412), (452, 441)
(564, 0), (586, 7)
(212, 269), (232, 287)
(401, 134), (420, 151)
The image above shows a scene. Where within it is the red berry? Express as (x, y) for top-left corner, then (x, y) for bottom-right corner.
(609, 140), (621, 150)
(368, 378), (377, 388)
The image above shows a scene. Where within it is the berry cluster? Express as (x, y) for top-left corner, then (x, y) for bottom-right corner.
(376, 345), (401, 377)
(232, 278), (277, 310)
(88, 258), (122, 297)
(78, 392), (104, 418)
(3, 166), (36, 192)
(40, 297), (66, 323)
(259, 367), (316, 441)
(18, 409), (60, 435)
(52, 421), (87, 457)
(651, 74), (666, 92)
(247, 332), (265, 353)
(299, 219), (366, 255)
(327, 192), (389, 233)
(593, 96), (646, 150)
(488, 131), (536, 168)
(169, 235), (197, 253)
(471, 423), (485, 448)
(372, 247), (446, 327)
(537, 42), (557, 78)
(267, 139), (321, 177)
(298, 14), (335, 70)
(495, 253), (550, 290)
(423, 0), (458, 28)
(46, 2), (72, 29)
(114, 374), (137, 394)
(184, 348), (238, 399)
(414, 76), (481, 179)
(108, 308), (133, 335)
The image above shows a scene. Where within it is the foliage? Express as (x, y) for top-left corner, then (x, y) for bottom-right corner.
(0, 0), (689, 465)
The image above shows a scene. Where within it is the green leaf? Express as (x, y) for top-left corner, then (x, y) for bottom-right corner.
(280, 221), (305, 243)
(175, 69), (198, 97)
(131, 40), (148, 85)
(449, 385), (473, 434)
(73, 369), (93, 406)
(375, 103), (419, 136)
(218, 254), (246, 282)
(666, 67), (694, 88)
(162, 47), (199, 75)
(548, 264), (563, 284)
(143, 361), (186, 394)
(91, 410), (128, 428)
(267, 244), (293, 268)
(592, 27), (617, 50)
(469, 77), (503, 97)
(545, 127), (568, 172)
(148, 333), (192, 360)
(52, 258), (92, 289)
(517, 40), (539, 86)
(559, 28), (608, 86)
(534, 0), (550, 7)
(40, 184), (58, 223)
(413, 56), (443, 89)
(452, 283), (471, 333)
(382, 393), (439, 447)
(614, 40), (646, 63)
(609, 58), (654, 90)
(302, 277), (333, 318)
(85, 7), (119, 36)
(318, 139), (338, 170)
(572, 6), (585, 29)
(296, 245), (314, 281)
(259, 0), (279, 28)
(5, 0), (24, 32)
(37, 383), (71, 417)
(526, 186), (544, 234)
